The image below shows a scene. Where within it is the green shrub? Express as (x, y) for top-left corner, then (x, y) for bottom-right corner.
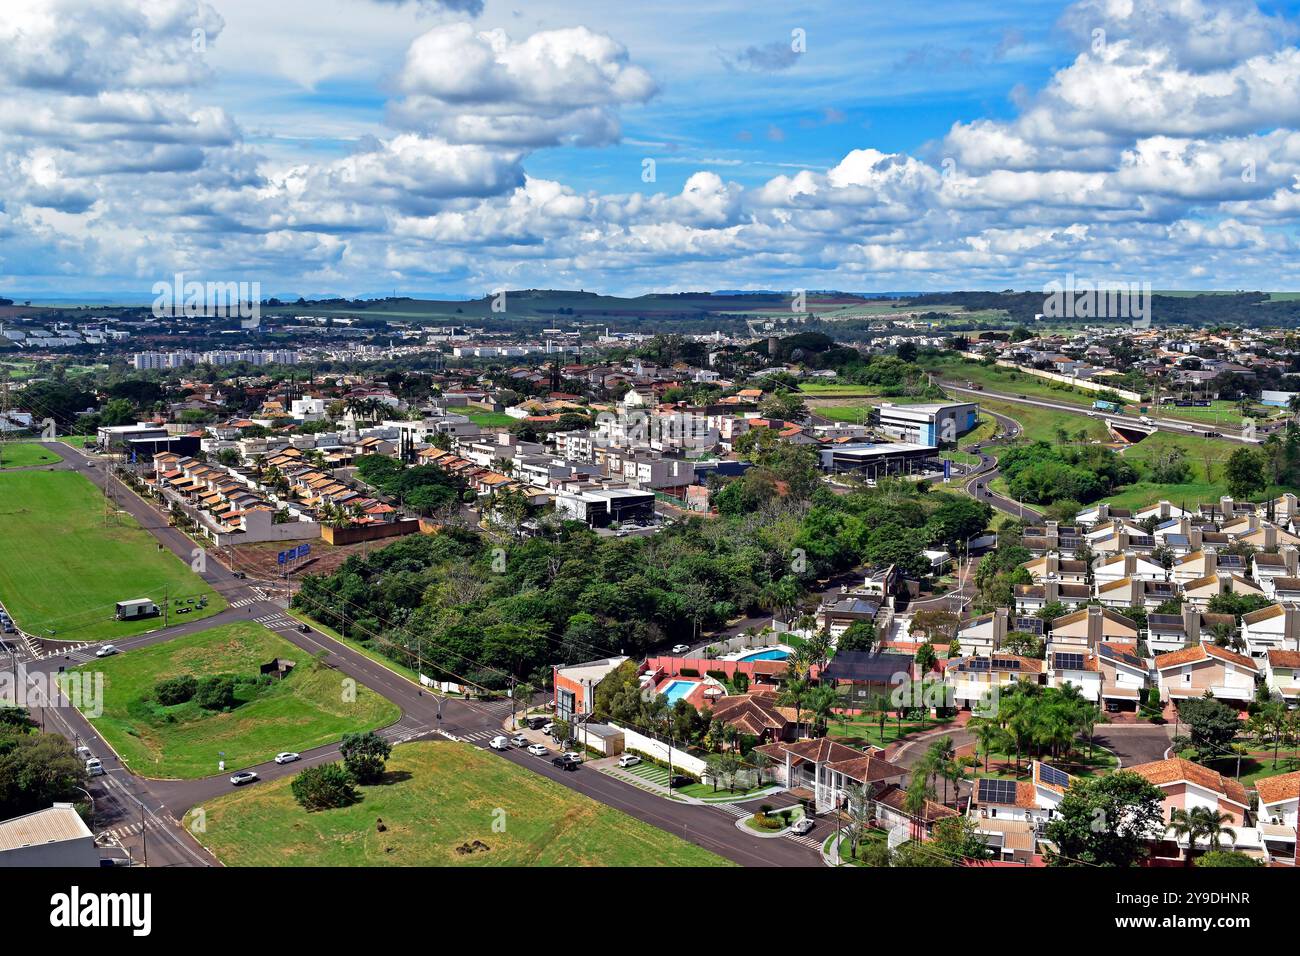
(679, 668), (699, 677)
(291, 763), (360, 812)
(154, 675), (197, 706)
(194, 675), (237, 710)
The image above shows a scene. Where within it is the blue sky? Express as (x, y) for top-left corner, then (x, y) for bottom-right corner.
(5, 0), (1300, 298)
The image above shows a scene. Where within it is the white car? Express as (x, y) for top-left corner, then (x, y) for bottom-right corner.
(526, 744), (549, 757)
(561, 751), (583, 763)
(229, 770), (258, 786)
(274, 752), (300, 765)
(541, 722), (555, 736)
(95, 644), (119, 658)
(617, 754), (641, 768)
(671, 644), (690, 654)
(509, 734), (527, 747)
(489, 736), (509, 751)
(790, 817), (815, 835)
(85, 758), (104, 776)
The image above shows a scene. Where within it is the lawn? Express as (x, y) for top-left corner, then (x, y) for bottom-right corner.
(977, 398), (1111, 445)
(464, 407), (516, 428)
(185, 741), (732, 866)
(0, 470), (225, 639)
(972, 744), (1118, 780)
(71, 621), (400, 778)
(798, 383), (881, 397)
(925, 356), (1132, 409)
(1203, 751), (1300, 788)
(1105, 431), (1296, 511)
(0, 442), (62, 469)
(809, 401), (875, 424)
(828, 712), (955, 748)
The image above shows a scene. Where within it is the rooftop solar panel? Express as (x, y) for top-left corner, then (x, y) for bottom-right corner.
(1054, 653), (1085, 671)
(1038, 763), (1070, 788)
(978, 778), (1018, 804)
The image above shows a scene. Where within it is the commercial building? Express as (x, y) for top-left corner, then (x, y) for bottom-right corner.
(877, 402), (978, 446)
(0, 804), (97, 867)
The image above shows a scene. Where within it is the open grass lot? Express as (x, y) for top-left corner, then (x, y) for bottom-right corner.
(0, 470), (225, 639)
(1203, 751), (1300, 788)
(1106, 431), (1294, 510)
(977, 398), (1111, 445)
(1154, 400), (1279, 428)
(57, 435), (97, 448)
(798, 382), (881, 397)
(464, 407), (515, 428)
(808, 400), (875, 423)
(187, 741), (732, 866)
(0, 442), (62, 469)
(73, 621), (399, 778)
(926, 356), (1131, 408)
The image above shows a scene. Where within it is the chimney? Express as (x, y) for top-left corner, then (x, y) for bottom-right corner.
(1263, 524), (1278, 550)
(1286, 545), (1299, 577)
(993, 607), (1010, 645)
(1096, 502), (1110, 523)
(1205, 550), (1217, 577)
(1117, 529), (1130, 551)
(1159, 500), (1171, 519)
(1286, 605), (1300, 653)
(1182, 604), (1201, 642)
(1220, 496), (1235, 519)
(1045, 579), (1060, 604)
(1046, 520), (1060, 537)
(1285, 493), (1299, 520)
(1087, 606), (1104, 648)
(1124, 553), (1137, 576)
(1045, 553), (1060, 578)
(1189, 526), (1203, 550)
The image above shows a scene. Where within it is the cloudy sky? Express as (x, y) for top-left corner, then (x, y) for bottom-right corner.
(4, 0), (1300, 299)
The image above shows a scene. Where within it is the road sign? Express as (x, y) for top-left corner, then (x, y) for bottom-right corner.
(277, 550), (289, 565)
(295, 543), (310, 558)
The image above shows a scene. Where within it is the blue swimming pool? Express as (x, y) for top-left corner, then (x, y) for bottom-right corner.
(660, 679), (700, 704)
(737, 649), (790, 662)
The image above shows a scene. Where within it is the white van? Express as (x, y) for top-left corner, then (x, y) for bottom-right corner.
(489, 736), (509, 751)
(85, 758), (104, 776)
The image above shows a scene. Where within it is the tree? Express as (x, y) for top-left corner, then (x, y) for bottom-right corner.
(930, 815), (993, 862)
(1174, 696), (1241, 761)
(1169, 805), (1237, 866)
(0, 729), (87, 818)
(914, 642), (938, 675)
(339, 731), (392, 784)
(291, 763), (361, 811)
(1224, 447), (1267, 499)
(841, 782), (875, 861)
(1044, 771), (1165, 867)
(838, 619), (876, 653)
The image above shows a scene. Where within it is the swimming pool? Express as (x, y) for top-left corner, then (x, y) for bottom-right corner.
(660, 679), (700, 705)
(737, 649), (791, 662)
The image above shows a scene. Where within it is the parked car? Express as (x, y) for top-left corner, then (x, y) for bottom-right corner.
(95, 644), (119, 658)
(561, 751), (583, 763)
(85, 758), (104, 776)
(229, 770), (258, 786)
(617, 753), (641, 768)
(669, 774), (693, 789)
(526, 716), (547, 730)
(526, 744), (549, 757)
(790, 817), (815, 835)
(74, 745), (92, 759)
(541, 722), (555, 735)
(671, 644), (690, 654)
(509, 734), (527, 747)
(274, 752), (300, 765)
(489, 736), (509, 751)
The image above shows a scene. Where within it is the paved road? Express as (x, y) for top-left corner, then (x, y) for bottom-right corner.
(1095, 723), (1175, 766)
(954, 404), (1045, 524)
(19, 441), (822, 868)
(940, 382), (1260, 445)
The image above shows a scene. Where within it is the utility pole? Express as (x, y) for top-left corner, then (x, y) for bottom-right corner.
(139, 801), (148, 867)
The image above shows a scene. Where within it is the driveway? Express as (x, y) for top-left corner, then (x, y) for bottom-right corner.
(1093, 723), (1174, 767)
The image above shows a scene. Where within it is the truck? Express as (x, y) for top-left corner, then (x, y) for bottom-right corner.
(114, 598), (159, 621)
(1092, 400), (1121, 413)
(965, 381), (983, 391)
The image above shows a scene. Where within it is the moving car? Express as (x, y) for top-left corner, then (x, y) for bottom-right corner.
(274, 752), (300, 765)
(561, 751), (583, 763)
(85, 758), (104, 776)
(790, 817), (815, 835)
(229, 770), (259, 786)
(617, 753), (641, 768)
(526, 743), (549, 757)
(671, 644), (690, 654)
(551, 754), (580, 771)
(509, 734), (527, 747)
(95, 644), (119, 658)
(489, 736), (510, 750)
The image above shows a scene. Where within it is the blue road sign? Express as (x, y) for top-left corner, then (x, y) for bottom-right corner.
(277, 551), (288, 565)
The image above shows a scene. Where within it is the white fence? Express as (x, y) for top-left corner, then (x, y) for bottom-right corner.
(960, 354), (1142, 401)
(609, 722), (709, 777)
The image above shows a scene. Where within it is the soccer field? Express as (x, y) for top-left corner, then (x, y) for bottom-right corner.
(0, 470), (225, 639)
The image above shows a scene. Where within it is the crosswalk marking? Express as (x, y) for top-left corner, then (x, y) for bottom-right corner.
(786, 834), (822, 850)
(462, 730), (495, 742)
(230, 597), (257, 609)
(255, 614), (295, 630)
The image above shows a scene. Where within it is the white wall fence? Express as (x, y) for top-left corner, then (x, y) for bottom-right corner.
(609, 722), (709, 777)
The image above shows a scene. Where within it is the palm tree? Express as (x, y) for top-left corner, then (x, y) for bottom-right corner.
(969, 717), (1006, 773)
(1170, 806), (1237, 866)
(805, 685), (839, 737)
(903, 769), (936, 840)
(778, 678), (811, 735)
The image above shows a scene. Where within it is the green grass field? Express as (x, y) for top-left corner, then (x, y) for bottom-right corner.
(926, 356), (1134, 408)
(185, 741), (732, 866)
(0, 442), (62, 469)
(977, 398), (1111, 445)
(798, 382), (881, 397)
(73, 621), (400, 778)
(465, 408), (516, 428)
(0, 470), (225, 639)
